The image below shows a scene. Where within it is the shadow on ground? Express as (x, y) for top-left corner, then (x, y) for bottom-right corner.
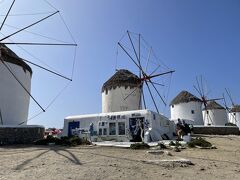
(13, 146), (82, 170)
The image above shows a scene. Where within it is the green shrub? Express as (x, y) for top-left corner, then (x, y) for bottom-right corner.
(46, 135), (55, 139)
(169, 141), (181, 147)
(34, 136), (91, 146)
(225, 123), (237, 126)
(175, 141), (181, 147)
(158, 142), (167, 149)
(188, 137), (212, 148)
(169, 141), (175, 146)
(130, 143), (150, 150)
(34, 139), (49, 145)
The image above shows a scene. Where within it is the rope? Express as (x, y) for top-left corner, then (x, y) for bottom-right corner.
(23, 111), (44, 124)
(35, 1), (77, 44)
(58, 13), (77, 44)
(128, 34), (150, 60)
(0, 12), (55, 17)
(116, 31), (128, 70)
(0, 57), (45, 112)
(118, 31), (175, 113)
(21, 81), (71, 125)
(70, 46), (77, 80)
(44, 0), (77, 51)
(141, 35), (171, 71)
(45, 81), (71, 110)
(4, 23), (71, 44)
(127, 30), (139, 36)
(43, 0), (58, 11)
(131, 34), (164, 69)
(145, 47), (152, 73)
(151, 49), (171, 71)
(0, 11), (60, 42)
(43, 0), (77, 44)
(0, 0), (77, 122)
(163, 73), (173, 115)
(118, 31), (128, 43)
(128, 35), (170, 74)
(115, 45), (119, 71)
(0, 0), (16, 31)
(0, 32), (62, 74)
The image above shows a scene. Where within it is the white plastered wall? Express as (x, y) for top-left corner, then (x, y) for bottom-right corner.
(170, 101), (204, 125)
(102, 86), (141, 113)
(202, 109), (228, 126)
(228, 112), (240, 127)
(0, 61), (31, 125)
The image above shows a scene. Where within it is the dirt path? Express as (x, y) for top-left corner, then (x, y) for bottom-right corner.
(0, 135), (240, 180)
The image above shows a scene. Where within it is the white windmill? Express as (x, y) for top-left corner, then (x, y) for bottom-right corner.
(104, 30), (175, 114)
(0, 0), (76, 144)
(0, 0), (77, 126)
(193, 76), (227, 126)
(170, 90), (204, 125)
(223, 88), (240, 127)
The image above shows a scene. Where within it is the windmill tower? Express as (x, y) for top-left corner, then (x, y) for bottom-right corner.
(229, 106), (240, 128)
(0, 0), (77, 126)
(223, 89), (240, 127)
(0, 0), (76, 144)
(202, 100), (228, 126)
(105, 31), (174, 114)
(170, 90), (204, 125)
(102, 69), (142, 113)
(193, 76), (227, 126)
(0, 44), (32, 125)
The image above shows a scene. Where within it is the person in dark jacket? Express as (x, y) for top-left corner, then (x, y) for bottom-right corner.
(182, 120), (191, 135)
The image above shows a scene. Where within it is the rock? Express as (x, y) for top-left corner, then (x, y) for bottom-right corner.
(234, 169), (240, 173)
(173, 147), (181, 152)
(150, 146), (162, 150)
(141, 158), (194, 166)
(211, 145), (217, 149)
(180, 164), (188, 167)
(165, 151), (173, 156)
(158, 143), (167, 149)
(147, 150), (164, 155)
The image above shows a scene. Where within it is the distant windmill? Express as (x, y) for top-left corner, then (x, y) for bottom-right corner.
(223, 88), (239, 125)
(117, 30), (175, 114)
(193, 76), (226, 125)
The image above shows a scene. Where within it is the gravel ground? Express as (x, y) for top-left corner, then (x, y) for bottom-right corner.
(0, 135), (240, 180)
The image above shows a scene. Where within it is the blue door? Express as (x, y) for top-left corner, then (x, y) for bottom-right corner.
(68, 121), (80, 136)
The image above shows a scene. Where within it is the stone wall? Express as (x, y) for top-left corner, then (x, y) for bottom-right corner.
(193, 126), (240, 135)
(0, 126), (45, 145)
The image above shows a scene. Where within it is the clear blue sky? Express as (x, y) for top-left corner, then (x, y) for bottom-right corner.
(1, 0), (240, 128)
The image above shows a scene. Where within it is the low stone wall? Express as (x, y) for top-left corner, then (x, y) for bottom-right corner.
(193, 126), (240, 135)
(0, 126), (45, 145)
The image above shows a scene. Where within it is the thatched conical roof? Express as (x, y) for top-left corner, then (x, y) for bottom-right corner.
(102, 69), (141, 92)
(203, 100), (225, 110)
(230, 105), (240, 113)
(0, 44), (32, 74)
(170, 90), (202, 105)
